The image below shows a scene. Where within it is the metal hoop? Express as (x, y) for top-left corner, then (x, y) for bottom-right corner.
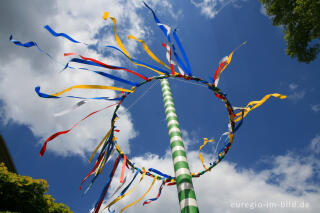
(111, 74), (236, 184)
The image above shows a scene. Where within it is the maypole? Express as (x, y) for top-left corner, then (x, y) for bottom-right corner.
(161, 78), (199, 213)
(10, 2), (288, 212)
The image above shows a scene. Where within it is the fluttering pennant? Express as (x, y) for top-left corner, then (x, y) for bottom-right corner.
(105, 169), (146, 211)
(94, 154), (121, 213)
(54, 100), (87, 117)
(35, 86), (124, 100)
(128, 35), (170, 69)
(173, 29), (192, 76)
(9, 35), (55, 61)
(120, 175), (157, 212)
(44, 25), (86, 44)
(35, 84), (133, 100)
(143, 2), (169, 39)
(105, 45), (170, 75)
(39, 103), (118, 157)
(102, 12), (167, 75)
(143, 178), (165, 206)
(64, 53), (148, 80)
(234, 93), (287, 122)
(199, 138), (215, 170)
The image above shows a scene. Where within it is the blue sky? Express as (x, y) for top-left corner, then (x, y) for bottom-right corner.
(1, 0), (320, 212)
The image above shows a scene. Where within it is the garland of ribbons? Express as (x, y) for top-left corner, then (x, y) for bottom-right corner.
(9, 2), (287, 212)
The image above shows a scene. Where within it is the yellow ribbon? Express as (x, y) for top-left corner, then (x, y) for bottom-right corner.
(97, 136), (117, 174)
(128, 35), (170, 69)
(89, 117), (118, 163)
(94, 154), (106, 176)
(219, 51), (234, 74)
(218, 41), (247, 78)
(105, 170), (147, 210)
(103, 12), (166, 75)
(199, 138), (214, 170)
(50, 85), (133, 97)
(234, 93), (287, 122)
(120, 175), (157, 212)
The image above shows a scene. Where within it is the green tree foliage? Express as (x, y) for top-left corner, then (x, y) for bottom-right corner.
(0, 163), (73, 213)
(260, 0), (320, 63)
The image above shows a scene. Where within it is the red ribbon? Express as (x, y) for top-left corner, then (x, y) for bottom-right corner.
(79, 151), (105, 190)
(40, 103), (118, 156)
(64, 53), (148, 80)
(94, 154), (121, 213)
(120, 155), (127, 183)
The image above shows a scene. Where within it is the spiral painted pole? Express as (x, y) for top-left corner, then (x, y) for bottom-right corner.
(160, 78), (199, 213)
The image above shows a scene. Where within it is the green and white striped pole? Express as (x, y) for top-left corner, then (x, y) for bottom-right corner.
(160, 78), (199, 213)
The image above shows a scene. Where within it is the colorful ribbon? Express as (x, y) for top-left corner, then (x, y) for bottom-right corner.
(9, 35), (55, 61)
(103, 12), (166, 75)
(234, 93), (287, 122)
(173, 29), (192, 76)
(39, 103), (118, 156)
(120, 155), (127, 183)
(128, 35), (170, 69)
(143, 2), (169, 39)
(143, 178), (165, 206)
(162, 43), (184, 75)
(35, 85), (133, 100)
(35, 86), (123, 100)
(120, 175), (157, 212)
(199, 138), (215, 170)
(44, 25), (84, 44)
(105, 45), (169, 75)
(94, 154), (121, 213)
(148, 168), (173, 180)
(64, 53), (148, 81)
(80, 151), (105, 190)
(105, 169), (145, 210)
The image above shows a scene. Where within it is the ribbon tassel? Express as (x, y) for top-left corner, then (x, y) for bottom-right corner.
(120, 175), (157, 212)
(94, 154), (121, 213)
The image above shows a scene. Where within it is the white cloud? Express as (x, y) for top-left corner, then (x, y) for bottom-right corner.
(260, 3), (267, 16)
(286, 83), (306, 103)
(0, 0), (173, 157)
(287, 91), (306, 103)
(190, 0), (246, 19)
(89, 141), (320, 213)
(311, 104), (320, 112)
(289, 83), (298, 91)
(310, 135), (320, 155)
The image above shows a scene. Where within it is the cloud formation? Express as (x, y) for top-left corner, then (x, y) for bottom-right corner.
(0, 0), (172, 157)
(190, 0), (246, 19)
(88, 132), (320, 213)
(287, 83), (306, 103)
(311, 104), (320, 112)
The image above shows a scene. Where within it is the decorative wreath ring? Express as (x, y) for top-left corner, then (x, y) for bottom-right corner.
(110, 73), (237, 184)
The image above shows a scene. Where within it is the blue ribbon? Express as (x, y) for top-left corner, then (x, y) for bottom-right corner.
(172, 44), (191, 76)
(35, 86), (123, 100)
(94, 155), (121, 211)
(120, 168), (140, 196)
(234, 110), (244, 132)
(35, 86), (60, 99)
(64, 58), (148, 79)
(64, 58), (104, 70)
(10, 35), (55, 60)
(44, 25), (83, 44)
(173, 29), (192, 76)
(143, 2), (169, 40)
(143, 177), (165, 206)
(92, 70), (139, 86)
(105, 45), (170, 75)
(148, 168), (173, 180)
